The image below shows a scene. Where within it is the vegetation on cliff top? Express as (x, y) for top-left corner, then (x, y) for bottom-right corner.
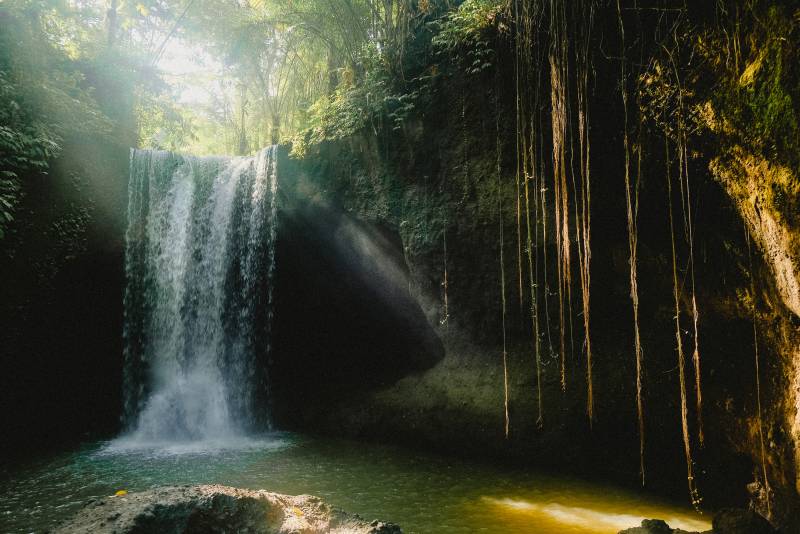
(0, 0), (506, 238)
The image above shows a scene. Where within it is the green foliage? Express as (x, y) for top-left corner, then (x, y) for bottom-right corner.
(0, 0), (121, 239)
(737, 18), (799, 170)
(33, 171), (94, 280)
(431, 0), (506, 74)
(704, 5), (800, 174)
(0, 71), (61, 236)
(0, 0), (508, 168)
(290, 44), (421, 157)
(137, 91), (198, 152)
(290, 1), (509, 157)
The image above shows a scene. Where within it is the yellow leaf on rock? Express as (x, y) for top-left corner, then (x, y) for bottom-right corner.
(292, 506), (304, 516)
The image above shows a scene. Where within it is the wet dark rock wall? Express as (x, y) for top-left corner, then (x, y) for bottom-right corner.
(0, 136), (129, 456)
(270, 197), (444, 423)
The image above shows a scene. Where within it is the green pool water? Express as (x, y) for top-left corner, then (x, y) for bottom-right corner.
(0, 434), (710, 533)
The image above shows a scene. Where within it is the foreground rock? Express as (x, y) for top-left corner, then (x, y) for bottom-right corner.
(55, 485), (401, 534)
(618, 518), (710, 534)
(618, 508), (779, 534)
(711, 508), (779, 534)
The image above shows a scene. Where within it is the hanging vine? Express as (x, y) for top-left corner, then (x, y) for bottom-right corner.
(522, 0), (544, 427)
(683, 131), (704, 446)
(573, 0), (593, 420)
(514, 0), (525, 316)
(524, 156), (543, 427)
(514, 0), (546, 426)
(496, 66), (510, 439)
(666, 137), (701, 509)
(509, 0), (594, 418)
(530, 0), (554, 370)
(548, 0), (572, 398)
(617, 0), (645, 483)
(674, 64), (703, 447)
(662, 39), (704, 446)
(539, 147), (554, 360)
(441, 223), (449, 327)
(745, 225), (771, 516)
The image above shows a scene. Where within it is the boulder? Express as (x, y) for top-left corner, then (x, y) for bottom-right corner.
(711, 508), (777, 534)
(618, 518), (710, 534)
(54, 484), (402, 534)
(619, 508), (779, 534)
(618, 519), (673, 533)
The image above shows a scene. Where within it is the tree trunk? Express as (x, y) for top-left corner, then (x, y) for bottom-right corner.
(270, 113), (280, 146)
(237, 84), (249, 156)
(327, 47), (339, 94)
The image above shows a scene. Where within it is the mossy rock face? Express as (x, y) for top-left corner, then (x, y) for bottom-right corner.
(699, 9), (800, 526)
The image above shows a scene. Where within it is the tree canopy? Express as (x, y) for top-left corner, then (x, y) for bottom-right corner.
(0, 0), (505, 238)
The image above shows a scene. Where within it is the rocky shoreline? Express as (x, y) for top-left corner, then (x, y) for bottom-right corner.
(52, 484), (782, 534)
(54, 485), (401, 534)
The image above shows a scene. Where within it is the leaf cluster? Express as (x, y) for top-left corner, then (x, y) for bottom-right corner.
(0, 0), (116, 239)
(431, 0), (507, 75)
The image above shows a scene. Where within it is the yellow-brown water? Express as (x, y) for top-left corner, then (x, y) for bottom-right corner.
(0, 434), (710, 533)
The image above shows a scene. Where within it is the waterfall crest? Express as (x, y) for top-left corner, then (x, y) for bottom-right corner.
(120, 147), (278, 445)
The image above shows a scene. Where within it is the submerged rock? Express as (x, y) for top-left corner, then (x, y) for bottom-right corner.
(54, 485), (402, 534)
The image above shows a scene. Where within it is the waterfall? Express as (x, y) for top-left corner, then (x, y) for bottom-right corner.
(120, 147), (278, 445)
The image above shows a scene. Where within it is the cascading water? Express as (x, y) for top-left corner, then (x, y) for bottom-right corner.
(119, 146), (278, 446)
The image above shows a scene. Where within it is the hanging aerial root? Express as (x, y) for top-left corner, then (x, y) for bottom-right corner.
(499, 178), (511, 439)
(666, 138), (701, 509)
(540, 168), (554, 357)
(516, 0), (543, 426)
(549, 0), (571, 399)
(574, 0), (594, 423)
(441, 225), (449, 327)
(514, 0), (525, 315)
(525, 168), (543, 427)
(664, 45), (704, 446)
(496, 71), (510, 439)
(617, 0), (644, 484)
(531, 0), (553, 372)
(683, 139), (703, 446)
(746, 226), (771, 516)
(633, 131), (645, 486)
